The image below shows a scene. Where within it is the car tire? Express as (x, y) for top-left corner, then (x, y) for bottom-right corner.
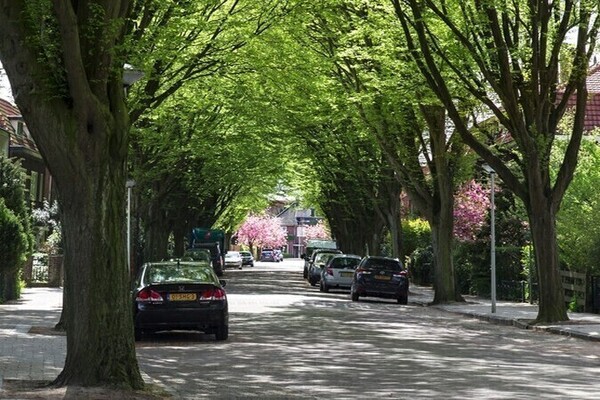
(397, 295), (408, 305)
(351, 291), (359, 301)
(303, 269), (308, 279)
(321, 281), (329, 293)
(215, 324), (229, 341)
(308, 277), (317, 286)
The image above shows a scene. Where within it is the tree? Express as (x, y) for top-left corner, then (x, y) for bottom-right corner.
(0, 2), (142, 388)
(304, 221), (331, 241)
(237, 214), (287, 254)
(394, 0), (600, 323)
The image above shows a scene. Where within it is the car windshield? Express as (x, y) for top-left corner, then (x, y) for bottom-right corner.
(183, 249), (211, 263)
(225, 252), (240, 259)
(146, 264), (214, 284)
(240, 252), (251, 257)
(330, 257), (360, 269)
(364, 258), (403, 271)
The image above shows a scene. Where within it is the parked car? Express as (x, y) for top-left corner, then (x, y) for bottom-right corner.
(224, 251), (243, 269)
(320, 254), (362, 292)
(239, 251), (254, 267)
(273, 249), (284, 262)
(350, 256), (409, 304)
(304, 248), (342, 281)
(302, 240), (337, 278)
(132, 260), (229, 341)
(307, 250), (342, 286)
(260, 248), (276, 262)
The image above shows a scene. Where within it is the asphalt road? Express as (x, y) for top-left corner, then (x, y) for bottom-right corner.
(136, 259), (600, 399)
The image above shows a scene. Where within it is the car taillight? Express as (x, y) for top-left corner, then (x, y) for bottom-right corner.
(356, 268), (371, 275)
(136, 288), (164, 302)
(393, 270), (408, 278)
(200, 288), (227, 300)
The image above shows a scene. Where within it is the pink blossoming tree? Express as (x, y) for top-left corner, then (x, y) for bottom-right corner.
(237, 214), (287, 254)
(303, 220), (331, 243)
(454, 180), (491, 242)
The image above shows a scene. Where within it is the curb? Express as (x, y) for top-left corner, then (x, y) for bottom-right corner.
(411, 296), (600, 343)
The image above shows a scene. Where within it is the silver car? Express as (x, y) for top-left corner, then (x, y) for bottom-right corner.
(307, 251), (342, 286)
(320, 254), (362, 292)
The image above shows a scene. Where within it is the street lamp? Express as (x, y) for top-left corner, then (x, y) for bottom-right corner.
(126, 179), (136, 275)
(483, 164), (496, 313)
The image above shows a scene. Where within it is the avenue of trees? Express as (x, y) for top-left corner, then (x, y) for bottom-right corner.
(2, 0), (600, 393)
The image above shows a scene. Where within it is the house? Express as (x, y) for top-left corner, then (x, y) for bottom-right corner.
(0, 98), (54, 209)
(266, 195), (326, 258)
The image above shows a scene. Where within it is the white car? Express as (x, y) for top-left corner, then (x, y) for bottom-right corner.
(224, 251), (243, 269)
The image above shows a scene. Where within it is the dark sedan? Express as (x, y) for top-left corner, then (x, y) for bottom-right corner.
(239, 251), (254, 267)
(132, 260), (229, 341)
(350, 256), (409, 304)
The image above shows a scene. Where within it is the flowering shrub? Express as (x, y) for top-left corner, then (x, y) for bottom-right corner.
(454, 180), (491, 242)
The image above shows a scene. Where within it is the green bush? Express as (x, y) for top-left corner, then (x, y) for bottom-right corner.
(409, 246), (433, 286)
(402, 218), (431, 261)
(0, 198), (29, 301)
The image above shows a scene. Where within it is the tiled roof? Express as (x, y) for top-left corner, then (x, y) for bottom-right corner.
(0, 98), (13, 132)
(0, 97), (39, 153)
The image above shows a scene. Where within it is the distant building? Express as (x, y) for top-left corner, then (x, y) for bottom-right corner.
(266, 196), (325, 258)
(0, 98), (54, 208)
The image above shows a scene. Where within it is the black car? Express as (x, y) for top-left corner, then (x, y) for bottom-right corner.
(350, 256), (409, 304)
(132, 260), (229, 341)
(239, 251), (254, 267)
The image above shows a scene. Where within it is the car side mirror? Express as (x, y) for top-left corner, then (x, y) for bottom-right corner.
(301, 254), (305, 259)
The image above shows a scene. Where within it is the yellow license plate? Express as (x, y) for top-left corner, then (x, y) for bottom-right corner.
(341, 272), (353, 277)
(170, 293), (197, 301)
(375, 275), (391, 281)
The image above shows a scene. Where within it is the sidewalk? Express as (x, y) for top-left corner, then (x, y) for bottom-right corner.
(410, 285), (600, 341)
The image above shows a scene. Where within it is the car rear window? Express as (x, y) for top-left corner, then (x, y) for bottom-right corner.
(364, 259), (403, 271)
(330, 257), (360, 269)
(146, 264), (214, 284)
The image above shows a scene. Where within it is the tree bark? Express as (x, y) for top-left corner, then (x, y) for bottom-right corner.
(528, 185), (568, 322)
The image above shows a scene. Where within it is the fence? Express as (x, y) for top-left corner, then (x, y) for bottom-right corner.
(559, 269), (587, 311)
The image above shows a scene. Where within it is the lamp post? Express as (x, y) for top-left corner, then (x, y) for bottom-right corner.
(483, 164), (496, 313)
(126, 179), (136, 275)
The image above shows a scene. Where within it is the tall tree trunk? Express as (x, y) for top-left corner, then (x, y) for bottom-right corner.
(423, 105), (462, 303)
(51, 121), (142, 388)
(528, 191), (568, 322)
(429, 212), (458, 303)
(143, 211), (170, 262)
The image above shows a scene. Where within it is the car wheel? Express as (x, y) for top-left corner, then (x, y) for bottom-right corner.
(309, 277), (317, 286)
(397, 295), (408, 305)
(215, 324), (229, 341)
(303, 269), (308, 279)
(351, 291), (359, 301)
(321, 281), (329, 293)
